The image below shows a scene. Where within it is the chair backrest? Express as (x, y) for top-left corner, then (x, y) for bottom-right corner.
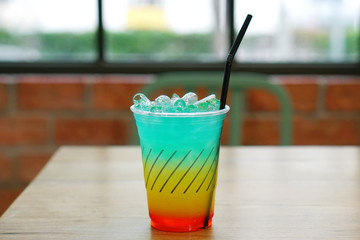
(133, 71), (293, 145)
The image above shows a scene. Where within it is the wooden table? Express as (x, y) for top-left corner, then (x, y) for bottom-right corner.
(1, 146), (360, 239)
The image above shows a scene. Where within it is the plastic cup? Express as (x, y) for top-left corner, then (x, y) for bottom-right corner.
(131, 105), (230, 232)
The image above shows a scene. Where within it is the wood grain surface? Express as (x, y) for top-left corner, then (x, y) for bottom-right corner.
(1, 146), (360, 239)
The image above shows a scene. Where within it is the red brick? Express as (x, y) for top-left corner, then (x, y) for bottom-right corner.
(0, 117), (47, 145)
(93, 75), (196, 105)
(242, 118), (280, 145)
(18, 75), (85, 110)
(248, 89), (279, 111)
(284, 83), (318, 112)
(293, 117), (359, 145)
(0, 153), (12, 181)
(0, 83), (8, 110)
(221, 115), (280, 145)
(55, 118), (129, 144)
(0, 188), (23, 217)
(325, 80), (360, 111)
(18, 153), (51, 182)
(93, 83), (145, 110)
(92, 75), (154, 109)
(248, 77), (318, 112)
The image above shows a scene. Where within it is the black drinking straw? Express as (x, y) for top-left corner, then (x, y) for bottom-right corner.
(220, 14), (252, 109)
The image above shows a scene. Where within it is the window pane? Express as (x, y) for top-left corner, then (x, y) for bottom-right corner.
(0, 0), (97, 62)
(235, 0), (359, 62)
(104, 0), (228, 62)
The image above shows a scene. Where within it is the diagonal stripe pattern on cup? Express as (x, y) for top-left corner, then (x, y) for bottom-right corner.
(131, 105), (229, 232)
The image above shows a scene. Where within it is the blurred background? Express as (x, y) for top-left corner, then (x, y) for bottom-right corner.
(0, 0), (359, 215)
(0, 0), (358, 62)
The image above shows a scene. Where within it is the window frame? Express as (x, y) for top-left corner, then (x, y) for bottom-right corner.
(0, 0), (359, 75)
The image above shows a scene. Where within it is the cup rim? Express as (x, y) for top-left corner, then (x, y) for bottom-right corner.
(130, 105), (230, 117)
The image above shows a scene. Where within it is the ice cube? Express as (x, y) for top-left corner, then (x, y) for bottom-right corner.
(171, 93), (180, 103)
(194, 94), (218, 112)
(133, 93), (151, 108)
(150, 105), (163, 113)
(140, 104), (151, 111)
(166, 106), (184, 113)
(132, 93), (220, 113)
(155, 95), (171, 107)
(207, 104), (216, 111)
(173, 98), (186, 109)
(195, 102), (210, 112)
(171, 93), (180, 99)
(195, 94), (216, 104)
(182, 92), (198, 105)
(185, 104), (198, 113)
(208, 98), (221, 110)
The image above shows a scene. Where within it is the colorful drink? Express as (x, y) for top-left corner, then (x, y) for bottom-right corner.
(131, 95), (229, 232)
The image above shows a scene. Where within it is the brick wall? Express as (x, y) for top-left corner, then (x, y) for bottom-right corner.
(0, 74), (359, 215)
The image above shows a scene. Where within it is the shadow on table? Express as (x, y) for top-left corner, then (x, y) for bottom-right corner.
(150, 226), (214, 239)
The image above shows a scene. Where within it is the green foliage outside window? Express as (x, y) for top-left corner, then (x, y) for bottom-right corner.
(0, 29), (358, 62)
(0, 30), (212, 61)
